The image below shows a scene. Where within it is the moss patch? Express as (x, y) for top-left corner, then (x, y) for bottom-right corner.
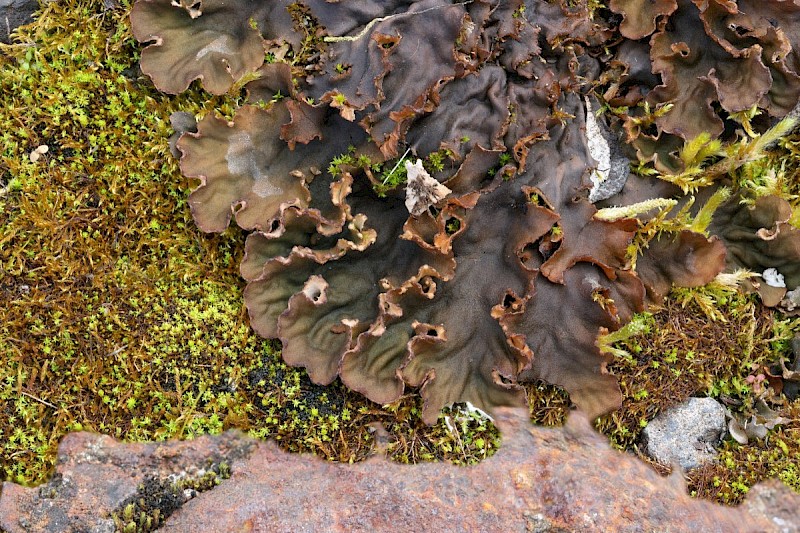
(598, 288), (799, 502)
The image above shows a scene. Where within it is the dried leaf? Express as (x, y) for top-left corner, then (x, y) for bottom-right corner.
(404, 160), (452, 217)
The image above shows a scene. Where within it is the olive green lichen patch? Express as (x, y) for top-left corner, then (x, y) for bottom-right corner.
(0, 1), (499, 487)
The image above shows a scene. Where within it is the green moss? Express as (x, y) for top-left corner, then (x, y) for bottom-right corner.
(687, 407), (800, 504)
(326, 145), (460, 198)
(522, 277), (800, 506)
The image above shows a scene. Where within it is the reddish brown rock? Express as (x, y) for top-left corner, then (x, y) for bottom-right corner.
(1, 408), (797, 532)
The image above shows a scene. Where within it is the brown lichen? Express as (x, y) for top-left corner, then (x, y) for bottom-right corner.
(131, 0), (800, 425)
(609, 0), (800, 142)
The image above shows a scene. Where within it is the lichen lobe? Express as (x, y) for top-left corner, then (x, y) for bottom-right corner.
(132, 0), (800, 424)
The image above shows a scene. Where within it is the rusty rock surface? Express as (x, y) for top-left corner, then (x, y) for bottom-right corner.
(1, 408), (798, 532)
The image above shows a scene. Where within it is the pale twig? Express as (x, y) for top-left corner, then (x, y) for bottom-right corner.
(324, 1), (474, 43)
(382, 146), (412, 184)
(20, 390), (59, 410)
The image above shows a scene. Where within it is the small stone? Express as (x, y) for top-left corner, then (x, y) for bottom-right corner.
(0, 0), (38, 44)
(642, 397), (727, 470)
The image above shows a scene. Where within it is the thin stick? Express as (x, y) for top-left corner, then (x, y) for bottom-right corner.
(382, 146), (412, 184)
(324, 1), (474, 43)
(20, 390), (59, 410)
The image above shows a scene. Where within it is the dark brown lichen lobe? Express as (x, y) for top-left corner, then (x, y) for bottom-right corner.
(132, 0), (799, 423)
